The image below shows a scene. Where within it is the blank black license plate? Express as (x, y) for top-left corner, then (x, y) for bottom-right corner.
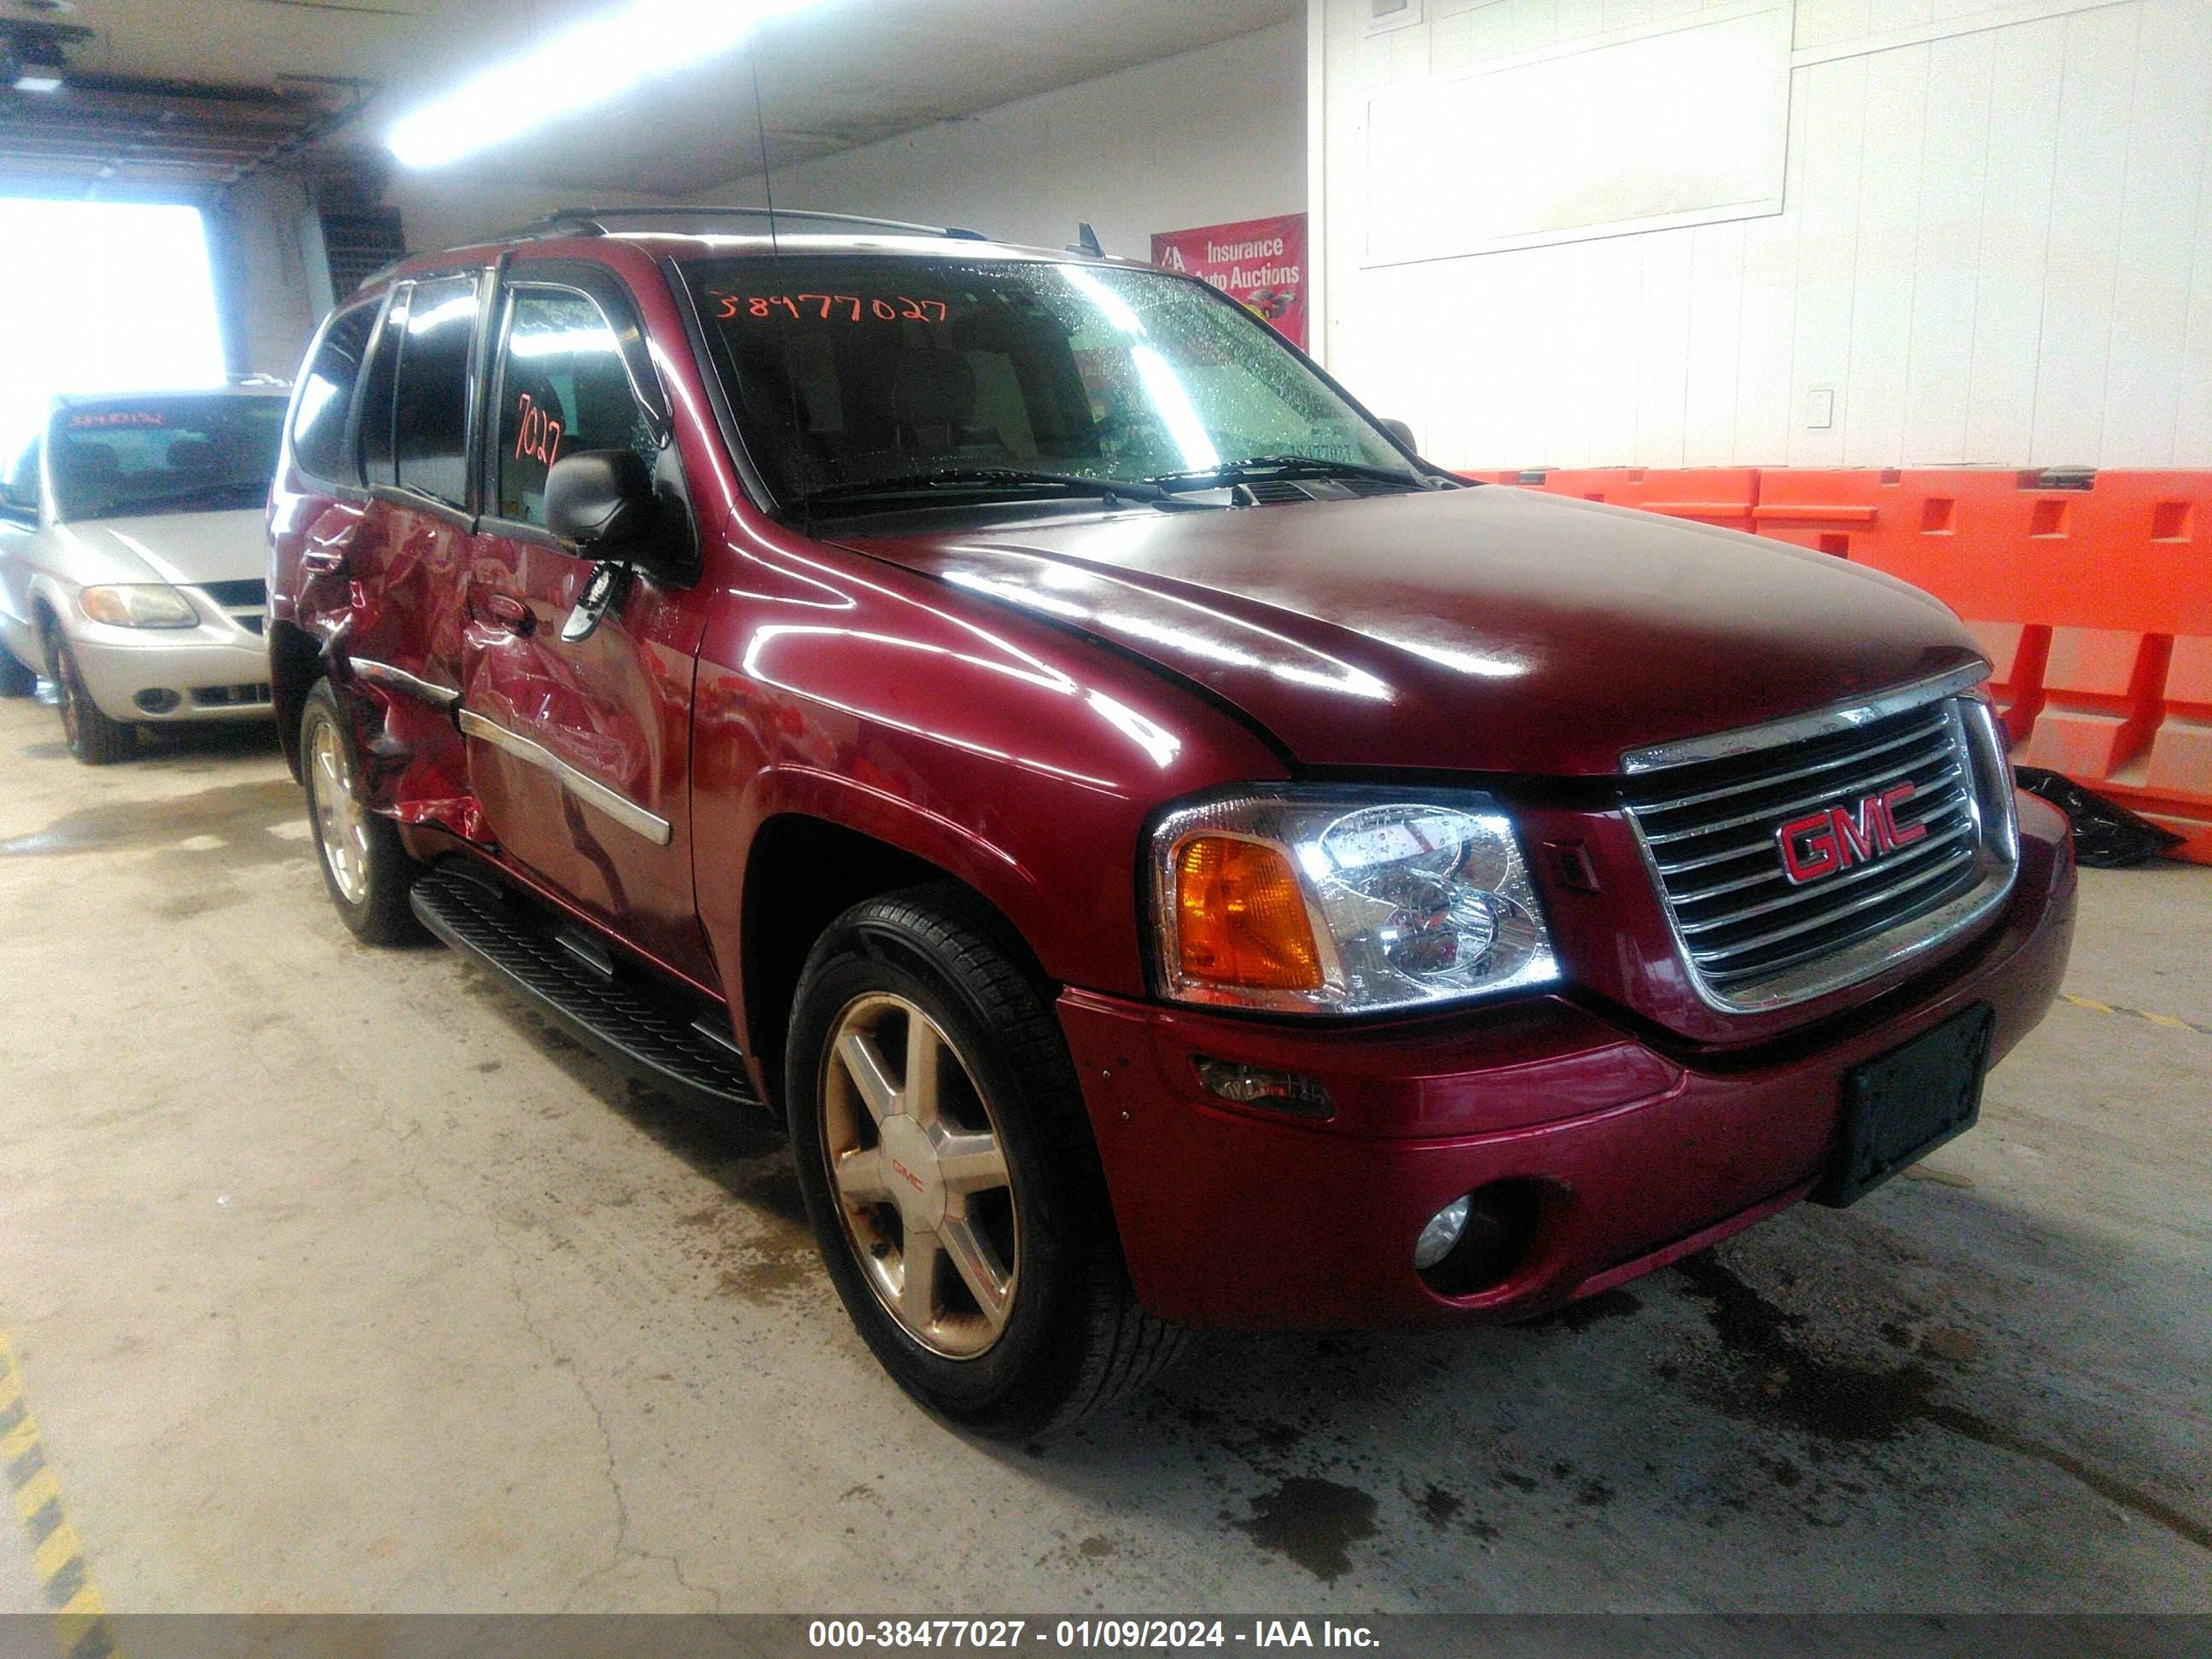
(1812, 1003), (1996, 1208)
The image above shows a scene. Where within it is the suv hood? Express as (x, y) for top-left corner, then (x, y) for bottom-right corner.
(49, 508), (267, 590)
(841, 486), (1986, 777)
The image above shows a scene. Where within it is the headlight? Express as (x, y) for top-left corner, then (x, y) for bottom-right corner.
(1149, 786), (1561, 1015)
(79, 585), (199, 629)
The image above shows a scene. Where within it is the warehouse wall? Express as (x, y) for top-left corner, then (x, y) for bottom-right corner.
(207, 173), (323, 381)
(204, 173), (676, 385)
(1316, 0), (2212, 470)
(212, 26), (1302, 382)
(709, 22), (1307, 261)
(387, 178), (676, 264)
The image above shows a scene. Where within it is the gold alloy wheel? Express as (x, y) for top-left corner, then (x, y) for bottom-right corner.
(821, 992), (1019, 1359)
(308, 715), (370, 906)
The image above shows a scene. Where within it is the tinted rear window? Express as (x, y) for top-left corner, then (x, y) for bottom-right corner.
(392, 276), (478, 509)
(292, 301), (380, 484)
(358, 292), (403, 488)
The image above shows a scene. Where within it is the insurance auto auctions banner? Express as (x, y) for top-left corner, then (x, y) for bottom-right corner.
(1150, 213), (1308, 350)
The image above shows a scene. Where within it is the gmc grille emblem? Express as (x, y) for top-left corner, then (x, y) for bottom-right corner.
(1778, 783), (1927, 884)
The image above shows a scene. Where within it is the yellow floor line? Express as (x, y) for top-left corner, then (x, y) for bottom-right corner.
(2060, 992), (2212, 1036)
(0, 1332), (114, 1659)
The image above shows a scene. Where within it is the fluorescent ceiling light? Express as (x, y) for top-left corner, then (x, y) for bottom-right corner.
(387, 0), (827, 171)
(15, 72), (64, 93)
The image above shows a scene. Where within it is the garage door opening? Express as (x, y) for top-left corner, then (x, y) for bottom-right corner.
(0, 198), (227, 457)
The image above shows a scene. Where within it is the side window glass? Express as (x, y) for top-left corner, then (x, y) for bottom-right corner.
(393, 276), (479, 508)
(358, 289), (405, 489)
(3, 439), (38, 514)
(496, 287), (656, 527)
(291, 302), (378, 484)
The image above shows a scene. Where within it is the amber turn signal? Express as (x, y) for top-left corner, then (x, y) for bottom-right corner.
(1173, 835), (1324, 992)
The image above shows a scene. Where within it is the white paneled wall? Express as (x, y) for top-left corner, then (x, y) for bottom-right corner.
(1315, 0), (2212, 469)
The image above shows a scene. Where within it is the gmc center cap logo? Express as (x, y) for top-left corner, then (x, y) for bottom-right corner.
(1778, 783), (1926, 884)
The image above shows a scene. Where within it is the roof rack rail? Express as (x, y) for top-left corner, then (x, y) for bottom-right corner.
(346, 206), (1003, 293)
(505, 205), (993, 243)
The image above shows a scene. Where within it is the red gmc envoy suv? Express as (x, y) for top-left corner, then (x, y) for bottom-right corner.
(267, 207), (2075, 1436)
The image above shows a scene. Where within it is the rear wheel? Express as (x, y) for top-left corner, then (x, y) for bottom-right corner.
(301, 678), (423, 945)
(44, 621), (134, 765)
(787, 887), (1182, 1438)
(0, 643), (35, 698)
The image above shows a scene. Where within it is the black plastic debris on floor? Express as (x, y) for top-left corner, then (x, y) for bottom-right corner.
(2014, 766), (2185, 868)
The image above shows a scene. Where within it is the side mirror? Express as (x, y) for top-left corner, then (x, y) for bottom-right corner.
(1380, 418), (1420, 457)
(544, 450), (654, 551)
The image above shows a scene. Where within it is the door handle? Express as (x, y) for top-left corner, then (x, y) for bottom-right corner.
(475, 591), (535, 636)
(561, 562), (629, 644)
(300, 514), (358, 577)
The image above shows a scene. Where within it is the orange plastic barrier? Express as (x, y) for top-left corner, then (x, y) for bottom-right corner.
(1470, 468), (1761, 534)
(1471, 466), (2212, 861)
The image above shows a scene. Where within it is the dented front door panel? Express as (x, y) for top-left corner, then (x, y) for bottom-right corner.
(459, 528), (713, 986)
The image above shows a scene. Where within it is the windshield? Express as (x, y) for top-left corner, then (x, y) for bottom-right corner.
(48, 397), (286, 521)
(687, 256), (1421, 509)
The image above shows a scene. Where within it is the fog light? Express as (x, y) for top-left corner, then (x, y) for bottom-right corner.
(1413, 1195), (1471, 1269)
(133, 689), (181, 714)
(1415, 1179), (1545, 1297)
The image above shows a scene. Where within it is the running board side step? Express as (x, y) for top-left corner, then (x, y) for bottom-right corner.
(410, 862), (762, 1115)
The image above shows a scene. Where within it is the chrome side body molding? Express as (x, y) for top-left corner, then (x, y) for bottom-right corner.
(350, 657), (462, 710)
(457, 707), (673, 847)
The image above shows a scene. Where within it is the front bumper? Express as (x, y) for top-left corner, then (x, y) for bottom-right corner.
(1058, 794), (2075, 1330)
(67, 619), (271, 723)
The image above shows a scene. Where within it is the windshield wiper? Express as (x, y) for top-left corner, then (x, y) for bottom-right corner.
(102, 481), (266, 515)
(793, 468), (1171, 509)
(1148, 455), (1439, 493)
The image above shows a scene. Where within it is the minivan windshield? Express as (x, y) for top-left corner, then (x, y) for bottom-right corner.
(687, 256), (1424, 512)
(48, 396), (286, 522)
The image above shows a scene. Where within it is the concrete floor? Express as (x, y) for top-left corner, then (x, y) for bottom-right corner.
(0, 692), (2205, 1615)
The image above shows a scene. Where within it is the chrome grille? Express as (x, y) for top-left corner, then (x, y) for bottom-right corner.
(198, 579), (267, 608)
(1622, 688), (2017, 1012)
(192, 580), (267, 637)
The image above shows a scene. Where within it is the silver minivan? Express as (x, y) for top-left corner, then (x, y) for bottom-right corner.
(0, 385), (285, 762)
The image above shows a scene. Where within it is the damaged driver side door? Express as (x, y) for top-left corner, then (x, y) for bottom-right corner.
(457, 265), (714, 987)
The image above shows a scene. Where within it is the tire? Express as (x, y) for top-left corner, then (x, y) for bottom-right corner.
(786, 885), (1183, 1440)
(0, 643), (34, 698)
(44, 621), (135, 765)
(300, 677), (423, 945)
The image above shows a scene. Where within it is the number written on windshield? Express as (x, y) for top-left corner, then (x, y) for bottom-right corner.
(712, 293), (948, 324)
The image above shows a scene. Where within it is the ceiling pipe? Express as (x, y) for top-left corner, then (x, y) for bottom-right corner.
(220, 74), (378, 190)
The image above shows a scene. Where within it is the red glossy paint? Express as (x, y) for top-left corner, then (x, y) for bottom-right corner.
(268, 227), (2077, 1335)
(846, 487), (1983, 777)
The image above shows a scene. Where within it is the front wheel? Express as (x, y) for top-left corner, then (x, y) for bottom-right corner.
(787, 887), (1182, 1439)
(300, 678), (422, 945)
(44, 622), (134, 764)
